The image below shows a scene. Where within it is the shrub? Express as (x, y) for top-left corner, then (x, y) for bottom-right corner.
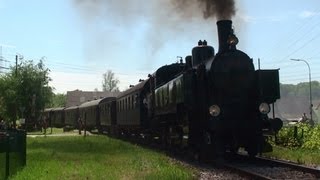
(275, 123), (320, 150)
(302, 125), (320, 150)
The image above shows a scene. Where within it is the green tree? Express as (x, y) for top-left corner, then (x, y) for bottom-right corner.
(102, 70), (120, 92)
(50, 93), (66, 107)
(281, 81), (320, 99)
(280, 83), (296, 97)
(0, 58), (53, 129)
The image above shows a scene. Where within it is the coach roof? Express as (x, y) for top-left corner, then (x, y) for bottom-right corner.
(64, 106), (78, 110)
(117, 79), (149, 99)
(51, 107), (65, 111)
(79, 97), (116, 109)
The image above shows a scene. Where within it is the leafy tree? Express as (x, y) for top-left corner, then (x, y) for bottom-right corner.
(50, 93), (66, 108)
(280, 83), (296, 97)
(102, 70), (120, 92)
(0, 59), (53, 129)
(280, 81), (320, 99)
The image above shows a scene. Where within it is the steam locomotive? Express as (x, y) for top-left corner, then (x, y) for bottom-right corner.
(45, 20), (283, 159)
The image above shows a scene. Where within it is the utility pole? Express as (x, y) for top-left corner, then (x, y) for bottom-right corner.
(290, 59), (313, 124)
(15, 55), (18, 76)
(14, 55), (19, 129)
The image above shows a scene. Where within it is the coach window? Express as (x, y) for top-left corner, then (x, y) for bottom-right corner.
(133, 95), (136, 108)
(155, 90), (159, 107)
(128, 96), (130, 110)
(135, 93), (139, 107)
(127, 97), (129, 110)
(132, 96), (134, 109)
(169, 82), (173, 104)
(159, 89), (163, 107)
(128, 96), (131, 110)
(105, 105), (109, 114)
(122, 101), (123, 111)
(125, 98), (127, 110)
(123, 99), (125, 111)
(131, 96), (134, 109)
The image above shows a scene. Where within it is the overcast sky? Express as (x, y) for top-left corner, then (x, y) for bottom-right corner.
(0, 0), (320, 93)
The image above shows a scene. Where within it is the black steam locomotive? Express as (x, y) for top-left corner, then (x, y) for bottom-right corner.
(147, 20), (282, 157)
(46, 20), (283, 159)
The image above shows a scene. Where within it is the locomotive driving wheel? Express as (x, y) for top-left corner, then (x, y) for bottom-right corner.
(195, 131), (220, 162)
(246, 137), (259, 157)
(164, 126), (184, 150)
(165, 126), (173, 148)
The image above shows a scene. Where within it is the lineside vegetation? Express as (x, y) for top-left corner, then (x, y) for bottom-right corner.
(11, 135), (196, 180)
(264, 123), (320, 166)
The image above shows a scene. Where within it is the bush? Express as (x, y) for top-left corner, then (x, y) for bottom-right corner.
(302, 125), (320, 150)
(276, 123), (320, 150)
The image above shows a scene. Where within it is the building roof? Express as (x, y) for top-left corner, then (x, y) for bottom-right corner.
(66, 90), (119, 107)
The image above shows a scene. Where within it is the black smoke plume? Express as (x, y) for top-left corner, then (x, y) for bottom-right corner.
(71, 0), (237, 62)
(170, 0), (236, 20)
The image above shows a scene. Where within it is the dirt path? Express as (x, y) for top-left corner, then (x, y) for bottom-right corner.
(27, 130), (93, 138)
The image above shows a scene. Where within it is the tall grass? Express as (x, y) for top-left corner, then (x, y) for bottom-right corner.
(11, 136), (196, 180)
(263, 146), (320, 166)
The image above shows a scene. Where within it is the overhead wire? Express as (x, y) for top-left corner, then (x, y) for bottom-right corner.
(259, 8), (320, 68)
(262, 7), (320, 61)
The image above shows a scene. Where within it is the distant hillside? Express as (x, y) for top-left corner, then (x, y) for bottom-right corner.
(273, 81), (320, 124)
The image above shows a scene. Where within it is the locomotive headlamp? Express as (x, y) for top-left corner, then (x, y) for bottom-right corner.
(209, 105), (221, 117)
(259, 103), (270, 114)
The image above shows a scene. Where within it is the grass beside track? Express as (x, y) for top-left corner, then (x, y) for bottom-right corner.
(11, 135), (196, 180)
(263, 146), (320, 167)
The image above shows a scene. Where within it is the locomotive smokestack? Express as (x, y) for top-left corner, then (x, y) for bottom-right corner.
(217, 20), (232, 53)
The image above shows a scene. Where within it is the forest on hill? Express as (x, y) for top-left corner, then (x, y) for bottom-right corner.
(275, 81), (320, 123)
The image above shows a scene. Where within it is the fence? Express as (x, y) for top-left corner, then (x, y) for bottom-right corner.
(0, 129), (26, 179)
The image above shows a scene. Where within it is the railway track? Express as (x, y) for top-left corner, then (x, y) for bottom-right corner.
(82, 130), (320, 179)
(102, 133), (320, 179)
(222, 154), (320, 179)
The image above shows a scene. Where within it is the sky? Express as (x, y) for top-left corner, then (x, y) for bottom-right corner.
(0, 0), (320, 94)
